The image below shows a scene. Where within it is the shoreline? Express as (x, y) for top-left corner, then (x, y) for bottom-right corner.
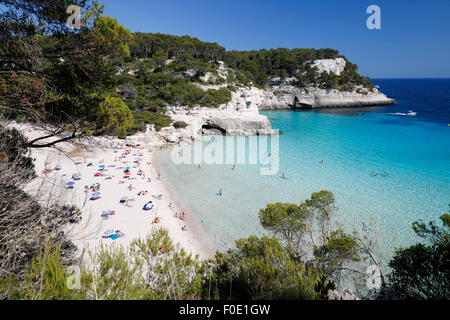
(13, 122), (215, 264)
(152, 149), (216, 258)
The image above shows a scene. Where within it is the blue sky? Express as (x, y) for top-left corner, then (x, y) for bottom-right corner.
(101, 0), (450, 78)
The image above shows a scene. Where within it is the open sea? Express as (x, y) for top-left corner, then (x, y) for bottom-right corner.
(157, 78), (450, 265)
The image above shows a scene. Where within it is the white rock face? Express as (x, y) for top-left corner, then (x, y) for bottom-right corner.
(227, 84), (395, 110)
(311, 58), (347, 76)
(200, 72), (218, 83)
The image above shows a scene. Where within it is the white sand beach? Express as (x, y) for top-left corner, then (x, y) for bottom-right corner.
(16, 124), (214, 262)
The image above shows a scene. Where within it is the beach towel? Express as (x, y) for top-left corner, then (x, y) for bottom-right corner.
(110, 232), (125, 240)
(102, 229), (115, 239)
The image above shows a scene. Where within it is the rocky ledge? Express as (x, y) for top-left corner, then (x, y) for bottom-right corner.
(237, 85), (395, 110)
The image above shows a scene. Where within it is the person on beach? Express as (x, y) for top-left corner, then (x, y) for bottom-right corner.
(157, 172), (161, 179)
(232, 165), (235, 170)
(182, 225), (188, 232)
(282, 172), (287, 179)
(218, 188), (223, 196)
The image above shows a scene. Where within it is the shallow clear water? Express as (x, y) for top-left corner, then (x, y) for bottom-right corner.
(157, 79), (450, 263)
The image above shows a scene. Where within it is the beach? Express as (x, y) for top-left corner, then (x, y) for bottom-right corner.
(17, 124), (214, 263)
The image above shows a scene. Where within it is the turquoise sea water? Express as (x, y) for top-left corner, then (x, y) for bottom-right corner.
(157, 79), (450, 264)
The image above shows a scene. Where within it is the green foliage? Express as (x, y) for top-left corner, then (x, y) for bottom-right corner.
(259, 203), (309, 249)
(223, 48), (339, 87)
(91, 16), (133, 58)
(387, 210), (450, 299)
(96, 96), (133, 138)
(1, 229), (204, 300)
(1, 242), (88, 300)
(131, 111), (172, 132)
(259, 191), (363, 286)
(130, 33), (225, 61)
(173, 121), (188, 129)
(313, 229), (361, 277)
(207, 236), (324, 300)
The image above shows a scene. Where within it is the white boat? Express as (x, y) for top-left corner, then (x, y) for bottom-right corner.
(406, 110), (417, 116)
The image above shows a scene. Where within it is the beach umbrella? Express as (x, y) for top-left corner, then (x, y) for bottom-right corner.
(55, 165), (62, 170)
(99, 164), (105, 168)
(125, 166), (131, 170)
(143, 202), (154, 211)
(94, 172), (102, 176)
(124, 172), (131, 176)
(66, 181), (75, 186)
(92, 192), (101, 197)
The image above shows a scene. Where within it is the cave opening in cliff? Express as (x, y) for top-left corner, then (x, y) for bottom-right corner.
(201, 124), (227, 135)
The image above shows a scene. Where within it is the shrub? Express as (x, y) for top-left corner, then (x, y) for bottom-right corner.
(96, 96), (133, 138)
(173, 121), (188, 128)
(132, 111), (172, 132)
